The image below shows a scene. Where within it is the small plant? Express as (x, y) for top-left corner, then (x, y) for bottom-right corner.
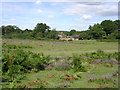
(72, 54), (87, 72)
(92, 59), (102, 64)
(88, 73), (118, 86)
(56, 81), (71, 88)
(55, 61), (72, 71)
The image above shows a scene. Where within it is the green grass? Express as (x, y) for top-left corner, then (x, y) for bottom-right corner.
(2, 39), (118, 57)
(20, 64), (118, 88)
(2, 39), (118, 88)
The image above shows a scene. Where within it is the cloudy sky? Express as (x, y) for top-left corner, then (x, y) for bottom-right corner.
(1, 1), (118, 31)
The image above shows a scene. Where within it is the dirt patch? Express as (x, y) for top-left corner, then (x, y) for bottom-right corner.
(47, 74), (55, 78)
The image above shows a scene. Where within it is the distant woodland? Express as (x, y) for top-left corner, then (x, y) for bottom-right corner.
(1, 20), (120, 40)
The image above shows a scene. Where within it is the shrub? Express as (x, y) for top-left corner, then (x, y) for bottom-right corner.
(72, 54), (87, 72)
(2, 48), (51, 81)
(68, 39), (72, 41)
(59, 40), (66, 42)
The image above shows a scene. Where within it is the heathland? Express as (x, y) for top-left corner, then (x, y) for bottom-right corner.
(2, 39), (119, 88)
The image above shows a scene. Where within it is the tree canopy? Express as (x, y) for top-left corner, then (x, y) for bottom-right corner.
(1, 20), (120, 40)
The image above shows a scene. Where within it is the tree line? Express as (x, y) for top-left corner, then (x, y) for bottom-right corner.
(1, 20), (120, 40)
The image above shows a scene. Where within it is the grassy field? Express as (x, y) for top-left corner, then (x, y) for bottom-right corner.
(2, 39), (118, 57)
(2, 39), (118, 88)
(19, 64), (118, 88)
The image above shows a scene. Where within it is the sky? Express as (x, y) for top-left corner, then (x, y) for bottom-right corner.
(1, 0), (118, 31)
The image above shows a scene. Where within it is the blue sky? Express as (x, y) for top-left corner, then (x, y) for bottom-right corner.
(1, 1), (118, 31)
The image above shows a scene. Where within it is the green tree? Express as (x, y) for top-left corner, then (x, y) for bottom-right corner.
(3, 25), (15, 35)
(70, 29), (76, 35)
(46, 29), (59, 39)
(88, 25), (92, 30)
(34, 23), (50, 33)
(1, 26), (5, 35)
(114, 20), (120, 29)
(79, 32), (88, 40)
(91, 24), (106, 39)
(101, 20), (117, 35)
(33, 23), (51, 38)
(108, 30), (120, 39)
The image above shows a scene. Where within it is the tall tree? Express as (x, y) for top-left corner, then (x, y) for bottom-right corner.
(79, 31), (88, 40)
(88, 25), (92, 30)
(101, 20), (117, 35)
(114, 20), (120, 29)
(70, 29), (76, 35)
(34, 23), (50, 33)
(91, 24), (106, 39)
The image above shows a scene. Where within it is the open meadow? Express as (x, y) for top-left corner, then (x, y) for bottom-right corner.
(2, 39), (118, 57)
(2, 39), (119, 88)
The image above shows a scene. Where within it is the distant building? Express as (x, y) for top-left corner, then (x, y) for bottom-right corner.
(58, 32), (79, 40)
(60, 37), (74, 40)
(72, 35), (79, 40)
(58, 32), (67, 38)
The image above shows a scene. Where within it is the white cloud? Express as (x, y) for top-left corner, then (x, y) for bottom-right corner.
(82, 15), (92, 20)
(96, 5), (118, 16)
(37, 9), (43, 14)
(64, 3), (118, 17)
(75, 15), (97, 26)
(35, 0), (41, 4)
(46, 15), (54, 18)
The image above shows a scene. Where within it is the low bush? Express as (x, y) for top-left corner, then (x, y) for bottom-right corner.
(72, 54), (87, 72)
(2, 48), (50, 82)
(68, 39), (72, 41)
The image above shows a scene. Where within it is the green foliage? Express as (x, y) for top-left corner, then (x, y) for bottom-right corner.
(54, 61), (72, 71)
(88, 72), (118, 88)
(101, 20), (117, 35)
(2, 43), (33, 49)
(68, 39), (72, 41)
(69, 29), (76, 35)
(1, 20), (120, 40)
(2, 38), (118, 88)
(34, 23), (50, 33)
(81, 50), (119, 64)
(91, 24), (106, 39)
(59, 40), (66, 41)
(72, 54), (87, 72)
(79, 31), (88, 40)
(2, 48), (50, 82)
